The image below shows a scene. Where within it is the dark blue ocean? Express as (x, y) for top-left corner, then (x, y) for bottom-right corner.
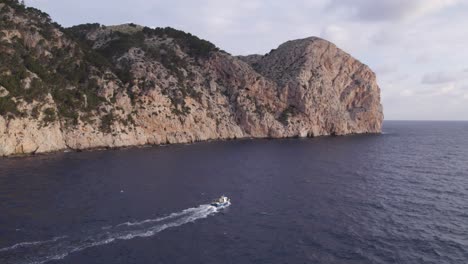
(0, 121), (467, 264)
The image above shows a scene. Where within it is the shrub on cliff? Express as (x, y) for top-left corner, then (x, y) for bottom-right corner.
(65, 23), (101, 40)
(100, 113), (115, 133)
(278, 105), (299, 126)
(24, 78), (48, 102)
(0, 96), (18, 117)
(42, 107), (56, 125)
(98, 31), (145, 58)
(142, 26), (219, 58)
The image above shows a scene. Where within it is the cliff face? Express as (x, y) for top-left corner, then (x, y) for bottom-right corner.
(239, 37), (384, 136)
(0, 0), (383, 156)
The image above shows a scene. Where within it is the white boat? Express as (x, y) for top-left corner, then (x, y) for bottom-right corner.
(211, 196), (230, 207)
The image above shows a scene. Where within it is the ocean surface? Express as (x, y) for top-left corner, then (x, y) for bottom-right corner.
(0, 121), (467, 264)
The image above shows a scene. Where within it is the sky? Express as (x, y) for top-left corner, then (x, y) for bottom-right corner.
(27, 0), (468, 120)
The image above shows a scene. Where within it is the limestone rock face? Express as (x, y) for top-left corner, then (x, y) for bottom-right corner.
(0, 2), (383, 156)
(239, 37), (383, 136)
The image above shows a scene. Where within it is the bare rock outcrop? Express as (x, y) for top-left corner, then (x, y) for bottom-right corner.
(239, 37), (383, 136)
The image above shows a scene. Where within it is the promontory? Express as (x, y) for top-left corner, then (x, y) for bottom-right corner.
(0, 0), (383, 156)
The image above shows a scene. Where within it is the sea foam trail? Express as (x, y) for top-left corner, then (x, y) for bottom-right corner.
(0, 203), (227, 264)
(0, 237), (67, 253)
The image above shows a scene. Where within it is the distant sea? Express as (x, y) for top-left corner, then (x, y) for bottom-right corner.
(0, 121), (467, 264)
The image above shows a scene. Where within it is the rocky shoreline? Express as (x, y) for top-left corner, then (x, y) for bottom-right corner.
(0, 1), (383, 157)
(2, 132), (383, 158)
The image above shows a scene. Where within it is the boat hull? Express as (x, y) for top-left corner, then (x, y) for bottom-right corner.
(211, 201), (230, 207)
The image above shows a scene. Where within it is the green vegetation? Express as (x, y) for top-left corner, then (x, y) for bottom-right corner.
(0, 1), (224, 129)
(1, 0), (26, 14)
(278, 105), (299, 126)
(114, 59), (133, 85)
(0, 96), (18, 116)
(31, 105), (40, 118)
(24, 55), (48, 80)
(126, 114), (136, 126)
(98, 31), (145, 58)
(25, 6), (51, 22)
(83, 79), (105, 110)
(51, 82), (106, 125)
(52, 89), (79, 124)
(83, 50), (111, 70)
(144, 43), (187, 80)
(0, 51), (28, 97)
(0, 73), (25, 96)
(264, 48), (277, 57)
(39, 27), (55, 40)
(65, 23), (101, 41)
(0, 1), (111, 125)
(64, 24), (112, 71)
(41, 107), (56, 125)
(25, 78), (48, 103)
(142, 26), (219, 58)
(171, 104), (191, 116)
(100, 113), (115, 133)
(1, 0), (52, 26)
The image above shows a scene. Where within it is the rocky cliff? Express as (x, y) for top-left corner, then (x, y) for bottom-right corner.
(0, 0), (383, 156)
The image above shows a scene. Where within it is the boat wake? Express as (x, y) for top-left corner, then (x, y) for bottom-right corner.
(0, 203), (227, 264)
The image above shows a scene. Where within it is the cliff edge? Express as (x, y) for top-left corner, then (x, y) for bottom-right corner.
(0, 0), (383, 156)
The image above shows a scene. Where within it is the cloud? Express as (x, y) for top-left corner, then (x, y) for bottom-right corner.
(371, 30), (398, 45)
(374, 64), (398, 75)
(320, 25), (349, 44)
(400, 89), (414, 97)
(438, 83), (456, 94)
(421, 71), (458, 84)
(420, 83), (466, 97)
(414, 54), (432, 64)
(421, 70), (468, 85)
(327, 0), (460, 22)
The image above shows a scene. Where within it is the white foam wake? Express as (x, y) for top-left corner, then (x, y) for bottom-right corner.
(0, 237), (67, 253)
(0, 203), (227, 264)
